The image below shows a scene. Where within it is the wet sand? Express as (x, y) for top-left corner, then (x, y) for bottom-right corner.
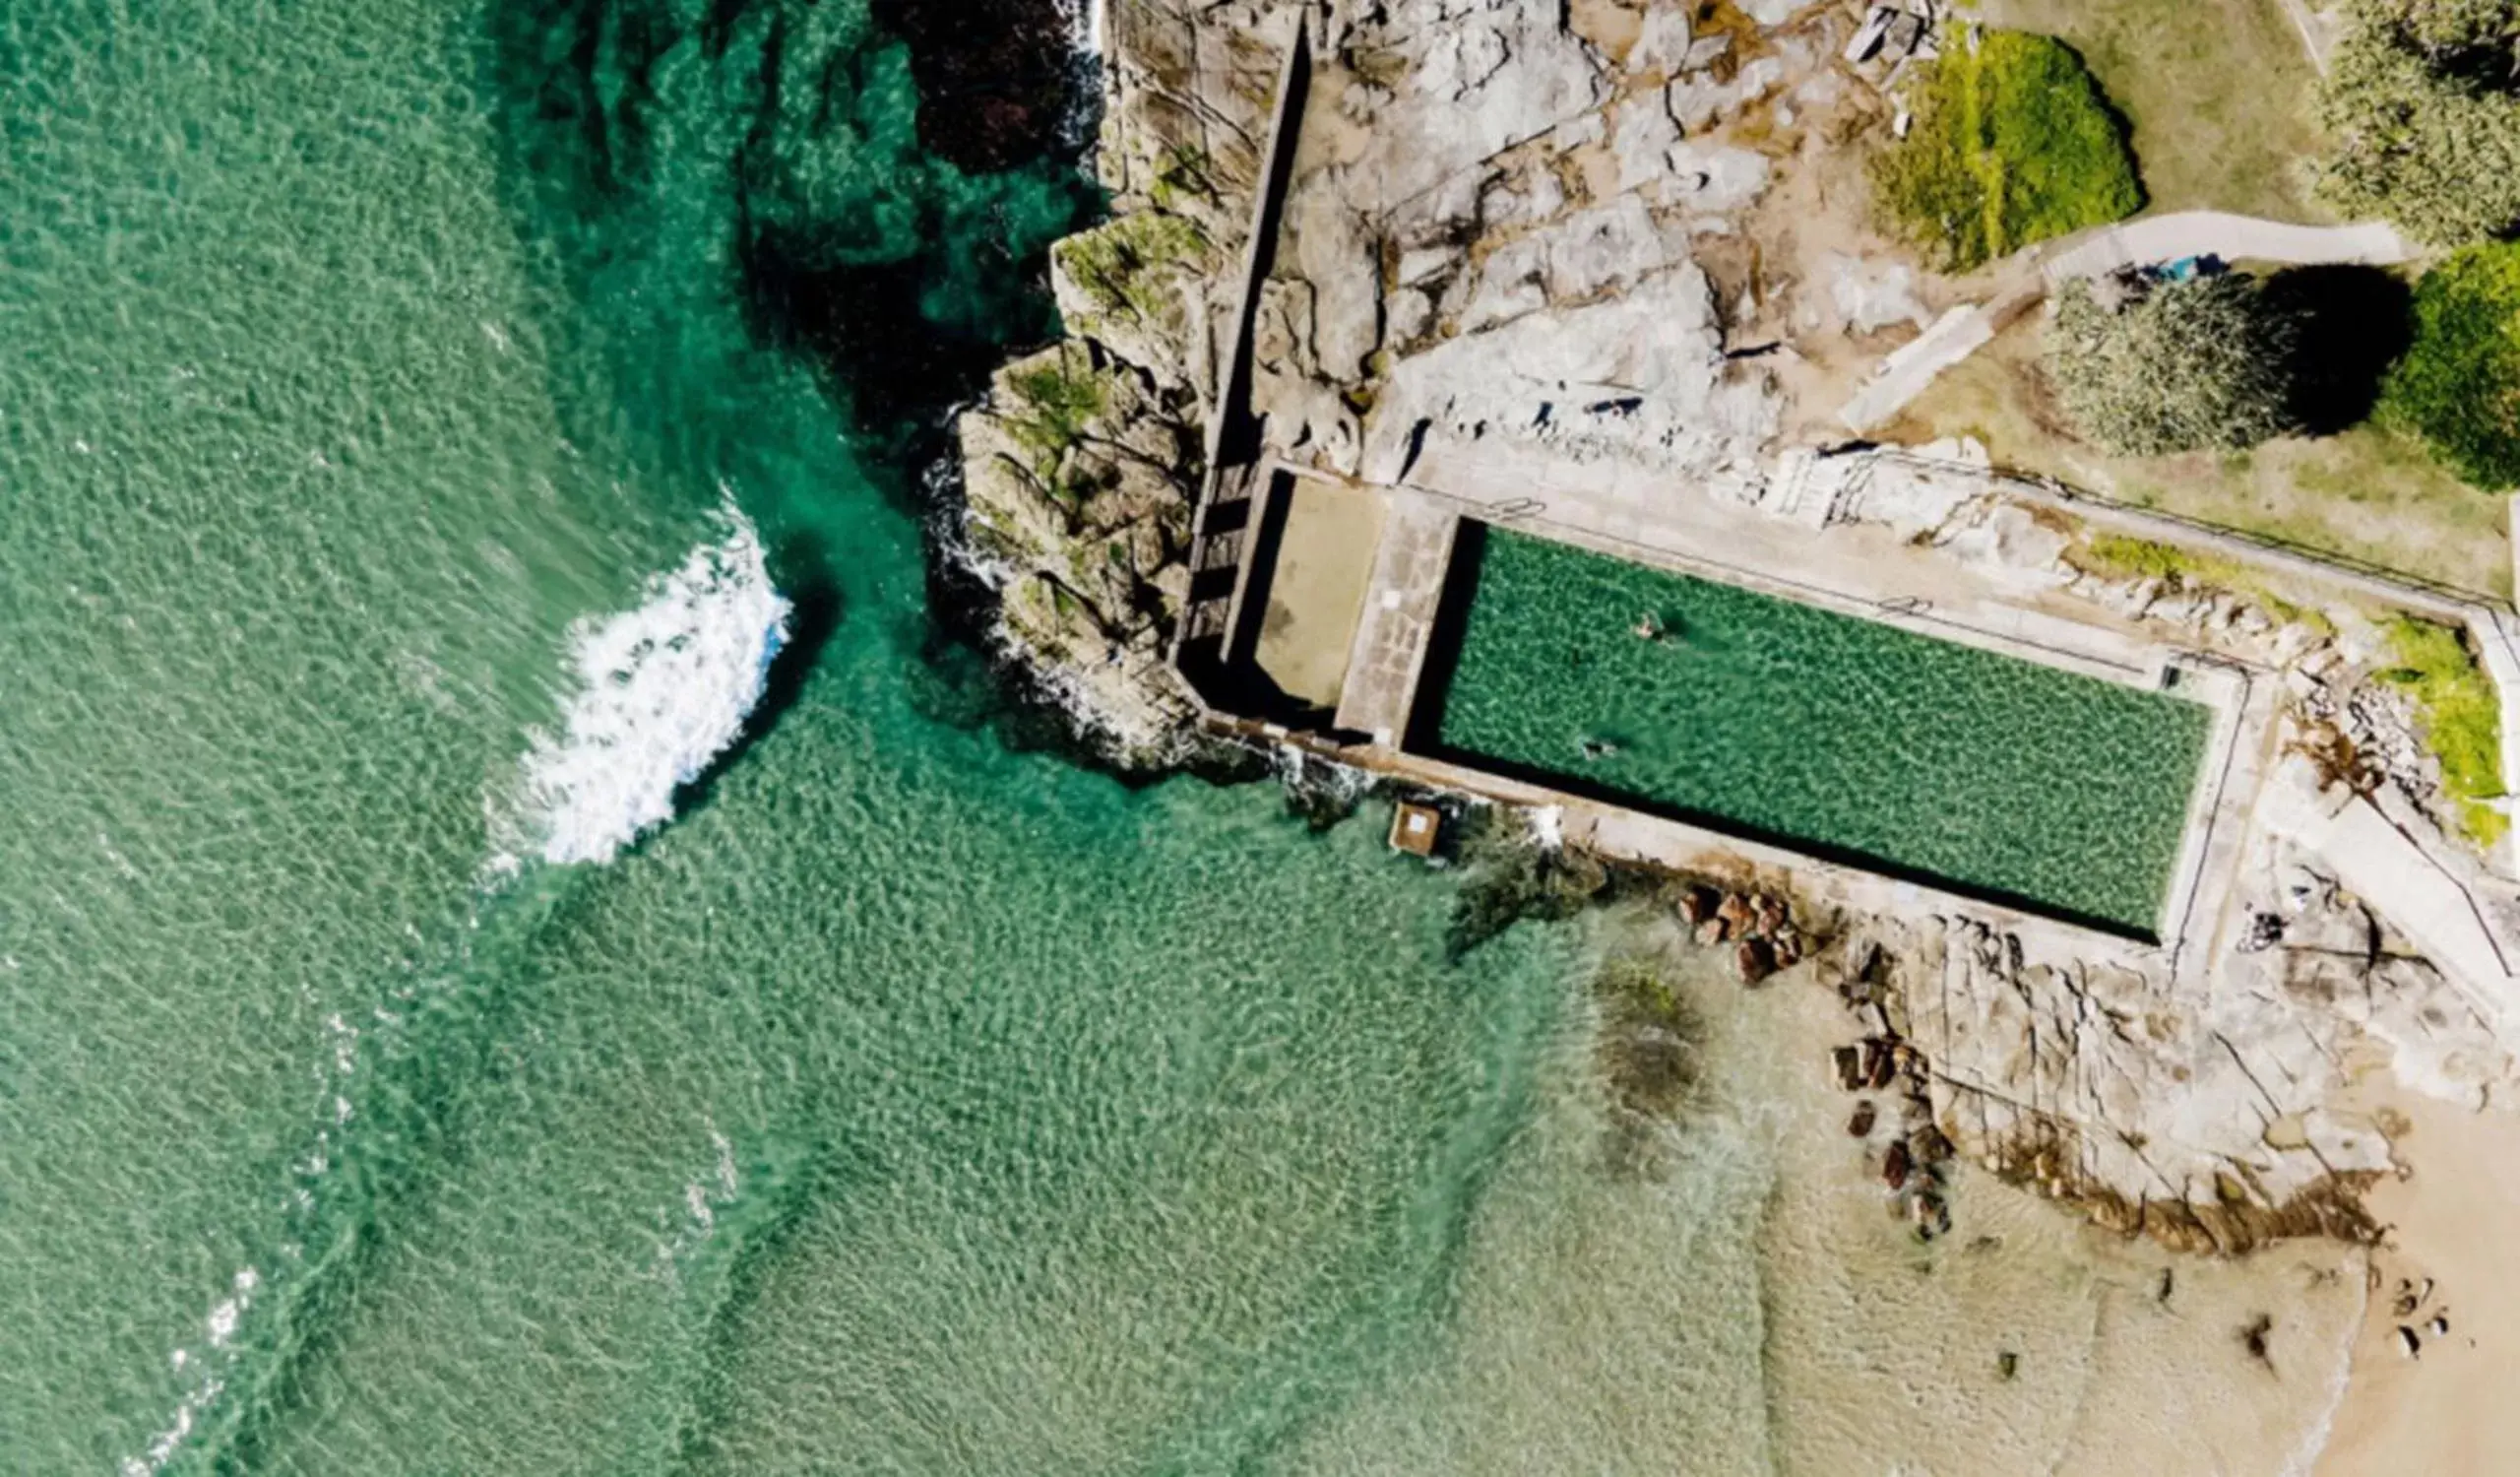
(1732, 949), (2364, 1477)
(2316, 1090), (2520, 1477)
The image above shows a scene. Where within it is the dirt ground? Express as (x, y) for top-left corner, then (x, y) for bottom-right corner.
(1254, 479), (1385, 709)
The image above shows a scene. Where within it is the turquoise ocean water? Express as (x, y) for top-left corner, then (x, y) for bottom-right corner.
(0, 3), (2360, 1472)
(0, 1), (1655, 1469)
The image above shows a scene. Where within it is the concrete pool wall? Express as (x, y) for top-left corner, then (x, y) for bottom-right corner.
(1409, 524), (2232, 940)
(1185, 452), (2290, 978)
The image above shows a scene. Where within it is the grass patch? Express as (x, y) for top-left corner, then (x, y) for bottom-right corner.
(2379, 242), (2520, 491)
(1978, 0), (2325, 221)
(1870, 30), (2143, 271)
(1052, 209), (1210, 324)
(2377, 617), (2509, 849)
(2068, 531), (2329, 628)
(1890, 315), (2512, 600)
(1006, 357), (1105, 458)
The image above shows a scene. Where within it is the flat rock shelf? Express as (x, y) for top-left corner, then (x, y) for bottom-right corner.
(1413, 527), (2215, 937)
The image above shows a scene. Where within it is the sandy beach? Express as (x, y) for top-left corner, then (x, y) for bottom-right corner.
(2317, 1089), (2520, 1476)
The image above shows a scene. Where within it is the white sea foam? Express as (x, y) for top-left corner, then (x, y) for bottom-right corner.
(516, 510), (790, 866)
(121, 1268), (261, 1476)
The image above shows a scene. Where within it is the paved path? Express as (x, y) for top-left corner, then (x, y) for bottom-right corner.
(1330, 490), (1456, 744)
(2035, 211), (2413, 286)
(2262, 763), (2520, 1032)
(2273, 0), (2334, 74)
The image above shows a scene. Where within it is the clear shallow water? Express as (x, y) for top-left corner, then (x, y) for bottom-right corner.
(1424, 529), (2214, 934)
(0, 1), (2348, 1472)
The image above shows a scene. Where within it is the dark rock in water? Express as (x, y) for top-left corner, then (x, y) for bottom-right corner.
(1848, 1100), (1877, 1137)
(1714, 891), (1754, 938)
(1735, 935), (1777, 986)
(1909, 1124), (1954, 1165)
(1911, 1188), (1950, 1240)
(1883, 1137), (1913, 1190)
(1863, 1038), (1899, 1090)
(1831, 1046), (1864, 1091)
(872, 0), (1086, 171)
(1996, 1350), (2019, 1381)
(2244, 1313), (2276, 1365)
(1677, 882), (1719, 925)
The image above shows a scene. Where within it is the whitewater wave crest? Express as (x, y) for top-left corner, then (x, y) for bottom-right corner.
(516, 510), (790, 866)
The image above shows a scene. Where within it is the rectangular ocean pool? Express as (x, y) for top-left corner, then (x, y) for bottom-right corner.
(1413, 527), (2215, 937)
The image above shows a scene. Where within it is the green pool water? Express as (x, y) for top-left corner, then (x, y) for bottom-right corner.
(1419, 529), (2215, 935)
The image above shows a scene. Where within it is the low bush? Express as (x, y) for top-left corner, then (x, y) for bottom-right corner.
(1871, 31), (2144, 272)
(2378, 615), (2508, 848)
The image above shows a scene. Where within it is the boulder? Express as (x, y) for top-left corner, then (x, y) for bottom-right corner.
(1831, 1046), (1864, 1091)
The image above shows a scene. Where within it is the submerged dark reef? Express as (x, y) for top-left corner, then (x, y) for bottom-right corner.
(870, 0), (1094, 172)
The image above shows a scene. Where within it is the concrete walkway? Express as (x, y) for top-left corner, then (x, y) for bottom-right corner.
(1841, 212), (2418, 431)
(1330, 488), (1456, 745)
(2261, 759), (2520, 1034)
(2035, 211), (2414, 286)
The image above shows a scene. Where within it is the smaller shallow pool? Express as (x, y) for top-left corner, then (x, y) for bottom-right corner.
(1416, 528), (2215, 936)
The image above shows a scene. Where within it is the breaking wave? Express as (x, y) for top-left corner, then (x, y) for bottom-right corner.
(515, 509), (791, 865)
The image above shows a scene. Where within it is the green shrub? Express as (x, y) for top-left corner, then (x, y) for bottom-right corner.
(2045, 275), (2299, 456)
(1871, 31), (2144, 272)
(2379, 242), (2520, 488)
(2378, 615), (2508, 847)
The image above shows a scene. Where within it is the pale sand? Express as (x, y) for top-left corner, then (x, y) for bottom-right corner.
(2316, 1089), (2520, 1477)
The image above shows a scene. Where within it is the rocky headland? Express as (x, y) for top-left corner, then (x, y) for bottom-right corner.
(949, 0), (2520, 1255)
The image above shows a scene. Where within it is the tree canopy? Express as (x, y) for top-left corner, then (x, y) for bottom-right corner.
(2314, 0), (2520, 243)
(2043, 274), (2300, 457)
(2379, 241), (2520, 486)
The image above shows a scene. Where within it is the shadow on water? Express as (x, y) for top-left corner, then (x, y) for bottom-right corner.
(668, 534), (848, 821)
(867, 0), (1099, 173)
(2263, 264), (2414, 436)
(190, 4), (1103, 1469)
